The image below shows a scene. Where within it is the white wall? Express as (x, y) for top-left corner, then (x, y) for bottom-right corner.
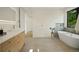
(25, 13), (30, 34)
(26, 16), (32, 32)
(25, 8), (33, 34)
(13, 7), (26, 31)
(20, 8), (26, 31)
(25, 8), (65, 38)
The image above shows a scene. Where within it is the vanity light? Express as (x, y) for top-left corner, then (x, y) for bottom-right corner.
(0, 20), (16, 25)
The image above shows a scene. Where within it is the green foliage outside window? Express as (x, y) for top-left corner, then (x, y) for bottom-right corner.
(67, 8), (78, 28)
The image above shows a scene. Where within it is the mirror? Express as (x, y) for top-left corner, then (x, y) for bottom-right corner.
(0, 7), (16, 21)
(0, 7), (19, 32)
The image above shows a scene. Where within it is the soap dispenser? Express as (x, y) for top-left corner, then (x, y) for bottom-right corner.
(0, 26), (3, 35)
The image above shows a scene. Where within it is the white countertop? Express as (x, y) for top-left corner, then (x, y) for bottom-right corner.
(0, 28), (24, 44)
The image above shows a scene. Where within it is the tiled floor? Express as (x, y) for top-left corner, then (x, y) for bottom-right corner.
(21, 37), (79, 52)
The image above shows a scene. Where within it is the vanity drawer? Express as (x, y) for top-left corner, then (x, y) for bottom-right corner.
(0, 31), (25, 52)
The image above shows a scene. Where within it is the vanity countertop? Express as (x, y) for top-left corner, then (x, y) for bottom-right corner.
(0, 28), (24, 44)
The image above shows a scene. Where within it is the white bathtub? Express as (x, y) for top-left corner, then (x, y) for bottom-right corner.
(58, 31), (79, 48)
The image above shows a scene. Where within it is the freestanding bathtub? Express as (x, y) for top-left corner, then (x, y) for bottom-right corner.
(58, 31), (79, 49)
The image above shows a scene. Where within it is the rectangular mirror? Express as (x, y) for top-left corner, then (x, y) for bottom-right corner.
(0, 7), (16, 21)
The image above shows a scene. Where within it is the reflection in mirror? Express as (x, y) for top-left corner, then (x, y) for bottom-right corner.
(0, 7), (16, 21)
(0, 7), (17, 33)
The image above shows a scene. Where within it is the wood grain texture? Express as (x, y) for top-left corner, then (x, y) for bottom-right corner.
(0, 31), (25, 52)
(26, 31), (33, 38)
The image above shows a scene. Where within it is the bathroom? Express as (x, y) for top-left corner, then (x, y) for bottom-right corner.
(22, 7), (79, 52)
(0, 7), (79, 52)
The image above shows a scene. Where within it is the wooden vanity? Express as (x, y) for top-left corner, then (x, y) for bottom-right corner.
(0, 7), (26, 52)
(0, 30), (25, 52)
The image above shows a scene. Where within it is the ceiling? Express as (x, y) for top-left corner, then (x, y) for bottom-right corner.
(23, 7), (75, 18)
(24, 7), (66, 17)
